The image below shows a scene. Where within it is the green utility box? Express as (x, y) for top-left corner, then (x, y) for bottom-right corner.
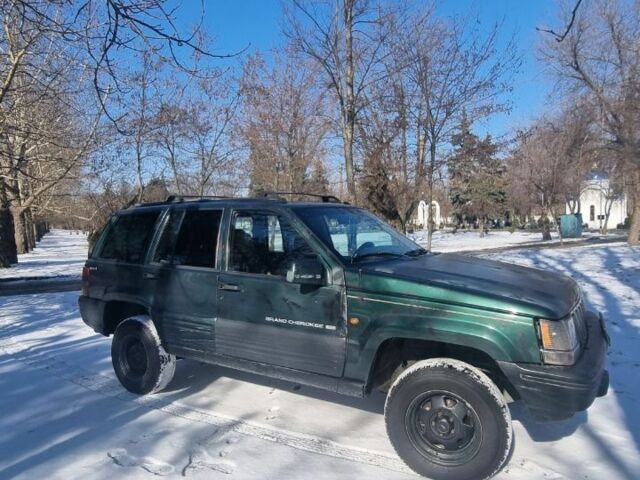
(560, 213), (583, 238)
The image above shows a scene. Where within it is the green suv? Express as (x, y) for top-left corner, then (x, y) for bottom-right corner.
(79, 194), (609, 480)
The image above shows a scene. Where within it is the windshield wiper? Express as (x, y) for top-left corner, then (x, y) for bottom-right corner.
(351, 252), (405, 263)
(404, 248), (428, 257)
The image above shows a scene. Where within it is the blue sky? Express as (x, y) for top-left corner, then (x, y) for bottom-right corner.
(183, 1), (563, 140)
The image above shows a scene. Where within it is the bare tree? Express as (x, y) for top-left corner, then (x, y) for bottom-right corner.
(399, 10), (520, 249)
(153, 98), (190, 196)
(122, 52), (162, 202)
(239, 50), (331, 196)
(0, 0), (234, 267)
(357, 47), (419, 232)
(541, 0), (640, 244)
(509, 109), (591, 241)
(0, 2), (102, 254)
(285, 0), (395, 202)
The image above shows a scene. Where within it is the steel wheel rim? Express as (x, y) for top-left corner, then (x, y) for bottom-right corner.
(120, 334), (148, 379)
(404, 390), (482, 466)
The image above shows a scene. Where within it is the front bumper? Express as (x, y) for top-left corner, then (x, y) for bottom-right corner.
(498, 310), (609, 422)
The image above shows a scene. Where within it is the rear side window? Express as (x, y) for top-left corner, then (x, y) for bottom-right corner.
(172, 210), (222, 268)
(99, 211), (160, 263)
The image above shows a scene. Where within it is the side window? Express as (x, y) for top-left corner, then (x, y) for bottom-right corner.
(152, 210), (184, 264)
(99, 211), (160, 263)
(229, 211), (317, 277)
(171, 210), (222, 268)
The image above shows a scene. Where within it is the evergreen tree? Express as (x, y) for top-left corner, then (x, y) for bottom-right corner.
(304, 159), (330, 195)
(448, 116), (506, 235)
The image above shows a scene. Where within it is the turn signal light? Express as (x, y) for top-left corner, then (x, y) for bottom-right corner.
(539, 321), (554, 349)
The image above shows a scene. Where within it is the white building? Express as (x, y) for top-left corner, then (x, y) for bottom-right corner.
(566, 177), (628, 230)
(409, 200), (441, 229)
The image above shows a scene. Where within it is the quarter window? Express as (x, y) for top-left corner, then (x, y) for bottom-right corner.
(99, 211), (160, 263)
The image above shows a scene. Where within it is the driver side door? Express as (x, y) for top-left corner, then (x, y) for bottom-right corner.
(216, 209), (347, 377)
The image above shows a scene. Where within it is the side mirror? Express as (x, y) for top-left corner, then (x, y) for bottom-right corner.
(286, 257), (326, 286)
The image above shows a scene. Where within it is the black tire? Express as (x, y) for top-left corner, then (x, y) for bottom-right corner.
(111, 316), (176, 394)
(385, 358), (512, 480)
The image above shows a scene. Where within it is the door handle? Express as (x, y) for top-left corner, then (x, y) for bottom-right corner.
(143, 272), (158, 280)
(219, 283), (241, 292)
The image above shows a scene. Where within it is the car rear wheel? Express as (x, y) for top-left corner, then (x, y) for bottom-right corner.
(111, 316), (176, 394)
(385, 358), (513, 480)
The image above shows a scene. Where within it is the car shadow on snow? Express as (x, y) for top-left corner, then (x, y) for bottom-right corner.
(164, 358), (387, 415)
(508, 401), (586, 442)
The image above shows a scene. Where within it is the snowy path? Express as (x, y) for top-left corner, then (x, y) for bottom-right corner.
(0, 229), (88, 282)
(409, 229), (610, 253)
(1, 244), (639, 479)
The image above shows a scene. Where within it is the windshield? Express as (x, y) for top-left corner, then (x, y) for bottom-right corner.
(292, 206), (425, 263)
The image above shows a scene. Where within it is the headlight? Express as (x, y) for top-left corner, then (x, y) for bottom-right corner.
(537, 317), (579, 365)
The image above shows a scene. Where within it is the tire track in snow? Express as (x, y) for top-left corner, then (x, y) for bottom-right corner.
(0, 331), (414, 476)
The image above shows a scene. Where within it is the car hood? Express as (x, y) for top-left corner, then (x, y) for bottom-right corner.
(359, 253), (580, 319)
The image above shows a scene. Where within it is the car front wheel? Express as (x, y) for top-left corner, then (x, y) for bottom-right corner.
(385, 358), (513, 480)
(111, 316), (176, 394)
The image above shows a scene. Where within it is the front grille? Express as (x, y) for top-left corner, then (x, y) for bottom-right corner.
(573, 298), (588, 346)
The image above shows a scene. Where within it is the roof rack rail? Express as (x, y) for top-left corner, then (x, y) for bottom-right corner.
(261, 192), (345, 204)
(165, 194), (232, 203)
(129, 200), (168, 208)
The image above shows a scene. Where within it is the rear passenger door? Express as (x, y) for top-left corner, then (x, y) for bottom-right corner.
(149, 207), (223, 356)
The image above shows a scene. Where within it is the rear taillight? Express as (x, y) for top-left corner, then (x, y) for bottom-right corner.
(81, 265), (90, 295)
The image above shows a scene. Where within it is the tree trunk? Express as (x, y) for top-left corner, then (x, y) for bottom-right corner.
(342, 0), (357, 203)
(479, 217), (486, 237)
(602, 197), (614, 235)
(0, 206), (18, 267)
(426, 142), (437, 250)
(552, 207), (563, 245)
(540, 212), (552, 241)
(343, 128), (356, 202)
(629, 180), (640, 245)
(11, 207), (28, 254)
(35, 221), (43, 242)
(25, 208), (36, 250)
(31, 220), (37, 244)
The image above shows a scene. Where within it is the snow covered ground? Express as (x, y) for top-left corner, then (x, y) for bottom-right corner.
(0, 291), (416, 480)
(0, 229), (88, 281)
(1, 237), (639, 479)
(409, 229), (605, 253)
